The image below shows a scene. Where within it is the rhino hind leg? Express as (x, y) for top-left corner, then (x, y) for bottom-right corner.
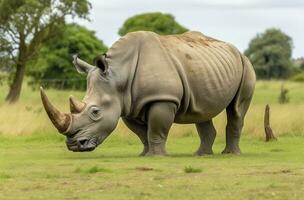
(122, 118), (149, 156)
(145, 102), (177, 156)
(222, 55), (255, 155)
(222, 96), (252, 155)
(194, 120), (216, 156)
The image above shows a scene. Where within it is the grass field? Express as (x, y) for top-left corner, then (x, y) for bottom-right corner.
(0, 81), (304, 199)
(1, 135), (304, 199)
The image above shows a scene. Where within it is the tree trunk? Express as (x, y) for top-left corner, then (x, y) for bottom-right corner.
(264, 104), (277, 142)
(5, 61), (26, 103)
(5, 33), (28, 104)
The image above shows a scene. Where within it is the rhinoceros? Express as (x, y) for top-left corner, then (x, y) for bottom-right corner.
(40, 31), (256, 156)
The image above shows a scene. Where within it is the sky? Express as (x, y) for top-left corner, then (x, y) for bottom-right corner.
(73, 0), (304, 58)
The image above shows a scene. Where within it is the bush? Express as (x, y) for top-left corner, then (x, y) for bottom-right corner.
(184, 166), (202, 173)
(74, 166), (112, 174)
(28, 23), (107, 90)
(0, 72), (8, 86)
(290, 72), (304, 82)
(278, 84), (289, 104)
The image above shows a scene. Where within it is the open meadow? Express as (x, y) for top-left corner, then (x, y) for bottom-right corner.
(0, 81), (304, 199)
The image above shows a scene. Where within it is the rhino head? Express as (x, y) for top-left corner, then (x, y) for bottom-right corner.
(40, 55), (122, 152)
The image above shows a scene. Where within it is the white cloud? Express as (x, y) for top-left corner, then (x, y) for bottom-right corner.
(73, 0), (304, 57)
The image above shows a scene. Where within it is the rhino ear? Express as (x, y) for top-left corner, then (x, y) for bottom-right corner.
(94, 54), (108, 75)
(73, 55), (94, 74)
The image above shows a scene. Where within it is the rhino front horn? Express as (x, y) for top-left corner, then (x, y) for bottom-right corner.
(40, 87), (71, 134)
(69, 96), (86, 114)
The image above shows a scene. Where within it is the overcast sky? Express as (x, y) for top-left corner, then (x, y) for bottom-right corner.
(73, 0), (304, 58)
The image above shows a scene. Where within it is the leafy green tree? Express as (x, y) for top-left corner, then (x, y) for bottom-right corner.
(0, 0), (24, 72)
(300, 61), (304, 71)
(245, 28), (294, 79)
(118, 12), (188, 36)
(28, 23), (107, 90)
(0, 0), (91, 103)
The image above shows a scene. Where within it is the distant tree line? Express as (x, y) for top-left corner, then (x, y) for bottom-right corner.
(0, 0), (303, 103)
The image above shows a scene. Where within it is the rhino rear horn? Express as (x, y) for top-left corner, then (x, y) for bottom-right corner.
(40, 87), (71, 134)
(69, 96), (86, 114)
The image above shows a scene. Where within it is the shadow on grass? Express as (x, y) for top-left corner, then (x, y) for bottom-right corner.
(64, 153), (139, 159)
(63, 151), (271, 160)
(74, 165), (112, 174)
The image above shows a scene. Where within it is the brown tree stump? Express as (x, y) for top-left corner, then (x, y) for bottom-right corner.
(264, 104), (277, 142)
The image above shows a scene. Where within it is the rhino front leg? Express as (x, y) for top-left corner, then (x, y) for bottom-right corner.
(146, 102), (177, 156)
(122, 118), (149, 156)
(195, 120), (216, 156)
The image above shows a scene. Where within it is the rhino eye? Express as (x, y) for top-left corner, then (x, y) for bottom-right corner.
(92, 110), (99, 115)
(88, 106), (102, 121)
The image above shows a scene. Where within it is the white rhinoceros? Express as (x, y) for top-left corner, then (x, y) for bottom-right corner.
(41, 31), (256, 156)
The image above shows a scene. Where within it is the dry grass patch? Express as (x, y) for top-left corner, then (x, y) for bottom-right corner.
(0, 81), (303, 137)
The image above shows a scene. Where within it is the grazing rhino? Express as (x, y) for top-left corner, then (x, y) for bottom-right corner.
(40, 31), (256, 156)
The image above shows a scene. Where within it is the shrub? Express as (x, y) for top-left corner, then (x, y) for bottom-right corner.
(290, 72), (304, 82)
(74, 166), (112, 174)
(278, 84), (289, 104)
(184, 166), (202, 173)
(0, 72), (8, 86)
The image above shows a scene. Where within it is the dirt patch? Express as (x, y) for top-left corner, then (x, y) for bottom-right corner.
(135, 166), (154, 171)
(270, 148), (285, 152)
(243, 169), (293, 176)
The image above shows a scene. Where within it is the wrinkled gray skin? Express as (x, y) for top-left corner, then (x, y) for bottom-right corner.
(41, 31), (256, 156)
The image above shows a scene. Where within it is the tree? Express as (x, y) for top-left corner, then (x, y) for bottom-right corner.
(0, 0), (23, 72)
(245, 28), (294, 79)
(118, 12), (188, 36)
(0, 0), (91, 103)
(297, 59), (304, 71)
(28, 23), (107, 90)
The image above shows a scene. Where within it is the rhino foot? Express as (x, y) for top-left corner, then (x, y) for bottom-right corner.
(145, 147), (167, 156)
(139, 145), (149, 156)
(145, 151), (167, 156)
(193, 148), (213, 156)
(143, 142), (168, 156)
(221, 146), (241, 155)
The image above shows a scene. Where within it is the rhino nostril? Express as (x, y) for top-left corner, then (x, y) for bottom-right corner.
(78, 139), (88, 146)
(66, 137), (96, 152)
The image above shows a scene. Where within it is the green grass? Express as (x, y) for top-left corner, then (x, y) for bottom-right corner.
(252, 81), (304, 104)
(0, 81), (304, 199)
(1, 134), (304, 199)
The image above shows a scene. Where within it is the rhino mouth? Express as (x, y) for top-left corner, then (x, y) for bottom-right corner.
(66, 136), (98, 152)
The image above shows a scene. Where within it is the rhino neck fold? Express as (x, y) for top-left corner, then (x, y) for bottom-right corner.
(105, 32), (143, 117)
(119, 60), (137, 117)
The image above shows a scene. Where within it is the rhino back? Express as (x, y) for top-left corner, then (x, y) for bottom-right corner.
(111, 31), (243, 123)
(159, 32), (243, 122)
